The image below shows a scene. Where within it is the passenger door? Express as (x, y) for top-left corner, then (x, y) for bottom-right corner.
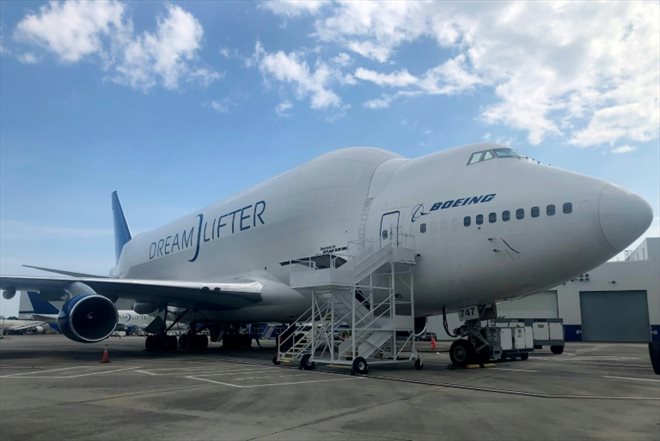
(379, 211), (400, 248)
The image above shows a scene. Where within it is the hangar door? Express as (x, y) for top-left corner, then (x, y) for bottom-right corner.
(579, 291), (650, 342)
(497, 291), (558, 319)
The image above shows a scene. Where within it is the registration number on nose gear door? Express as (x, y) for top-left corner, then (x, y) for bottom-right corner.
(458, 305), (479, 321)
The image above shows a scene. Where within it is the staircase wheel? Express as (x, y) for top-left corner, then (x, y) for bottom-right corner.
(272, 355), (281, 366)
(352, 357), (369, 375)
(414, 358), (424, 370)
(299, 354), (315, 370)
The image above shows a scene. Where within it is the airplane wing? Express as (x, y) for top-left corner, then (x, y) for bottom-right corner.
(0, 276), (263, 311)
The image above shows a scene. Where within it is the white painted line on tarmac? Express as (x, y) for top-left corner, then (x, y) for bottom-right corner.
(185, 375), (363, 388)
(0, 365), (88, 377)
(603, 376), (660, 383)
(492, 367), (539, 373)
(137, 367), (274, 377)
(240, 377), (364, 388)
(1, 367), (141, 379)
(185, 376), (240, 387)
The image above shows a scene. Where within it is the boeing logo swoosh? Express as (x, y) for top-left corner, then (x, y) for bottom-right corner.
(411, 204), (427, 223)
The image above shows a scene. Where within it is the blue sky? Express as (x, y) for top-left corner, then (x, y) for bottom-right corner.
(1, 1), (659, 315)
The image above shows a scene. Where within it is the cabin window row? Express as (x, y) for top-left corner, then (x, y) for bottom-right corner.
(463, 202), (572, 227)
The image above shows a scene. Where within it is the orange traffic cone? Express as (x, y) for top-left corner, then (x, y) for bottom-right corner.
(101, 345), (110, 363)
(431, 335), (437, 351)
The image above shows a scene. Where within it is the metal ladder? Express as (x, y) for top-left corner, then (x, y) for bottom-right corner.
(277, 240), (421, 373)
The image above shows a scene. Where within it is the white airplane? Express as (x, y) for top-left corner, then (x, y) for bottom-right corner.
(0, 317), (48, 335)
(0, 144), (653, 363)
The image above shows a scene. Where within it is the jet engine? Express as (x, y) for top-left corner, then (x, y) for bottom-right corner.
(58, 293), (118, 343)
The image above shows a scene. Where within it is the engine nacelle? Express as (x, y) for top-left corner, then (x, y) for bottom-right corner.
(2, 288), (17, 300)
(58, 294), (118, 343)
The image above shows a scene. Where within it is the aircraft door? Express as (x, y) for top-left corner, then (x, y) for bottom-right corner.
(380, 211), (400, 248)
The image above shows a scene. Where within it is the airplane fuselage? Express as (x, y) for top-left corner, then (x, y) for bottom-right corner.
(113, 144), (652, 324)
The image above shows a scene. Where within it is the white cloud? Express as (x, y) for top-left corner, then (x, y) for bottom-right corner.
(17, 52), (39, 64)
(15, 0), (125, 62)
(268, 1), (659, 147)
(610, 145), (637, 154)
(207, 99), (230, 113)
(113, 4), (209, 90)
(354, 67), (417, 88)
(363, 97), (391, 109)
(260, 1), (327, 17)
(253, 42), (342, 110)
(275, 100), (293, 117)
(14, 1), (218, 91)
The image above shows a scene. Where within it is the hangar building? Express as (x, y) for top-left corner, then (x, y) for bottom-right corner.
(429, 237), (660, 342)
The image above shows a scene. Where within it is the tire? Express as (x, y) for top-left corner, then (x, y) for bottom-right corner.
(145, 335), (157, 352)
(414, 358), (424, 370)
(352, 357), (369, 375)
(520, 352), (529, 361)
(272, 355), (281, 366)
(195, 335), (208, 350)
(475, 346), (491, 365)
(449, 339), (476, 367)
(178, 334), (189, 350)
(299, 354), (315, 370)
(166, 335), (178, 352)
(648, 342), (660, 375)
(222, 334), (237, 349)
(550, 345), (564, 355)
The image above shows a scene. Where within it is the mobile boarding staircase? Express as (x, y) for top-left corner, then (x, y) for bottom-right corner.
(274, 238), (422, 374)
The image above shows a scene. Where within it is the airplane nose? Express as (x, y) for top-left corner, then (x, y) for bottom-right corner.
(598, 184), (653, 251)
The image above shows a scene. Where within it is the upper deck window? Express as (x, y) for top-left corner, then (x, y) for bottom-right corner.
(467, 148), (523, 165)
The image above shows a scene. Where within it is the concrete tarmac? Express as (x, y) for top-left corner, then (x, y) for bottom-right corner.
(1, 335), (659, 441)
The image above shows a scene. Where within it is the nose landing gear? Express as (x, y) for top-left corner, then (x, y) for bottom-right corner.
(445, 305), (497, 367)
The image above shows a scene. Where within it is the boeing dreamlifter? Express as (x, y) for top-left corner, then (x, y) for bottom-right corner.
(0, 144), (653, 366)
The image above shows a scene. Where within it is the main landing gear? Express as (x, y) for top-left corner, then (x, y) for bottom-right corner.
(221, 326), (253, 349)
(145, 333), (178, 352)
(144, 306), (208, 353)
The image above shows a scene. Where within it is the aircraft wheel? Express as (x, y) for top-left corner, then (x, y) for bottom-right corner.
(450, 339), (475, 367)
(198, 335), (209, 350)
(166, 335), (178, 352)
(352, 357), (369, 375)
(550, 345), (564, 354)
(475, 347), (491, 365)
(649, 342), (660, 375)
(145, 335), (157, 352)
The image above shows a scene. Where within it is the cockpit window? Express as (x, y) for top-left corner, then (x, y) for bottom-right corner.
(493, 148), (523, 158)
(467, 148), (523, 165)
(468, 152), (483, 165)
